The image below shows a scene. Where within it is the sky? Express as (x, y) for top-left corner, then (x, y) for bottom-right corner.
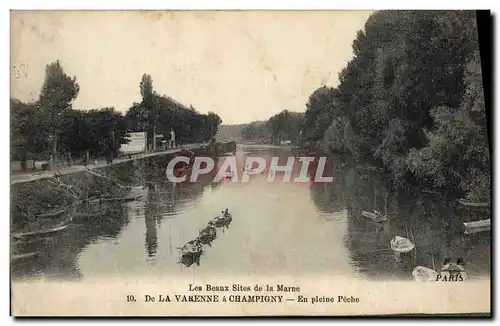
(11, 11), (372, 125)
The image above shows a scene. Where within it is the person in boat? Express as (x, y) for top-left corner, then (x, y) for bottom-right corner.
(441, 257), (451, 272)
(223, 208), (230, 217)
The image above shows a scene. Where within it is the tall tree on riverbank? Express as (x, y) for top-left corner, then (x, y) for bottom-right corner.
(139, 74), (156, 151)
(59, 108), (129, 160)
(11, 99), (49, 170)
(302, 11), (489, 199)
(267, 110), (304, 144)
(38, 61), (80, 168)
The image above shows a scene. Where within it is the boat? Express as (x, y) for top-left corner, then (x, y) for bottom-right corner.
(412, 266), (438, 282)
(12, 225), (69, 240)
(36, 206), (69, 218)
(199, 226), (217, 244)
(213, 209), (232, 227)
(199, 225), (217, 238)
(457, 198), (489, 208)
(440, 262), (467, 280)
(11, 252), (40, 261)
(180, 239), (202, 256)
(91, 195), (143, 203)
(390, 236), (415, 253)
(463, 219), (491, 235)
(361, 211), (387, 223)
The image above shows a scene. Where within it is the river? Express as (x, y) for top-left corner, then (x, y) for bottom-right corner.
(11, 146), (491, 281)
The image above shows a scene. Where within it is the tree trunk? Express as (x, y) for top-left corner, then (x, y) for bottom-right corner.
(51, 133), (57, 169)
(20, 151), (27, 171)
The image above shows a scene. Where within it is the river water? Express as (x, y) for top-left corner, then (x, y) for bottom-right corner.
(11, 146), (491, 281)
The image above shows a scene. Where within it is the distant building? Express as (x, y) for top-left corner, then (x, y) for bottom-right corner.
(120, 132), (148, 154)
(280, 140), (292, 146)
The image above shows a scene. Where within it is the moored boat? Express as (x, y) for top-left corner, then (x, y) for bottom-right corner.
(390, 236), (415, 253)
(463, 219), (491, 235)
(36, 206), (69, 218)
(90, 195), (143, 203)
(412, 266), (438, 281)
(457, 198), (489, 208)
(12, 225), (69, 240)
(361, 211), (387, 223)
(12, 251), (39, 262)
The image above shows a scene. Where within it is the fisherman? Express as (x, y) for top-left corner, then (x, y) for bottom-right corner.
(441, 257), (451, 272)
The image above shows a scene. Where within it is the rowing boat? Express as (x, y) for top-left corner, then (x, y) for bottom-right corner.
(90, 195), (143, 203)
(390, 236), (415, 253)
(361, 211), (387, 223)
(12, 225), (69, 240)
(463, 219), (491, 235)
(213, 213), (232, 227)
(199, 226), (217, 244)
(412, 266), (438, 281)
(180, 240), (202, 256)
(36, 206), (69, 218)
(12, 252), (39, 261)
(457, 198), (489, 208)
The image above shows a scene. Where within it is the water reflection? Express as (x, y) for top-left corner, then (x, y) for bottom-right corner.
(11, 148), (490, 281)
(309, 156), (491, 280)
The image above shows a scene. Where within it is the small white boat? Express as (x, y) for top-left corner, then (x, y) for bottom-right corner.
(12, 252), (39, 261)
(361, 211), (388, 223)
(412, 266), (438, 281)
(463, 219), (491, 235)
(390, 236), (415, 253)
(457, 198), (489, 208)
(12, 225), (69, 240)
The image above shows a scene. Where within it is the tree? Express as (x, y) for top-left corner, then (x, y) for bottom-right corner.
(139, 74), (155, 151)
(267, 110), (304, 144)
(302, 11), (489, 201)
(38, 61), (80, 168)
(11, 99), (49, 169)
(302, 86), (339, 145)
(124, 102), (148, 132)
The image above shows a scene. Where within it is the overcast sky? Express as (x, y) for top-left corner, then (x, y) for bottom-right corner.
(11, 11), (372, 125)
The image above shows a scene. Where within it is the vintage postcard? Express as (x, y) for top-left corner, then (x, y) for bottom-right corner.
(10, 10), (491, 316)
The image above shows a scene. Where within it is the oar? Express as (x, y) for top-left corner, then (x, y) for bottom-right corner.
(410, 228), (416, 264)
(430, 245), (436, 271)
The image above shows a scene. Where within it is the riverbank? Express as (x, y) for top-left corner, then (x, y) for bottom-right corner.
(238, 144), (298, 150)
(10, 141), (235, 235)
(10, 143), (208, 185)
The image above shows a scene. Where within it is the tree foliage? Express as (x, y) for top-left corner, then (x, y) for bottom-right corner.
(266, 110), (304, 144)
(301, 11), (490, 199)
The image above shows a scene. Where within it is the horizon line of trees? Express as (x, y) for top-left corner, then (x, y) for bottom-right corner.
(11, 64), (222, 171)
(240, 110), (304, 144)
(300, 10), (490, 201)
